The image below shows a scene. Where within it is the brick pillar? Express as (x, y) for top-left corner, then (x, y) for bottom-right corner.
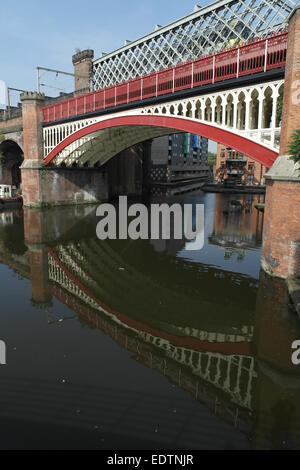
(262, 161), (300, 278)
(72, 49), (94, 93)
(20, 92), (45, 207)
(279, 6), (300, 155)
(261, 7), (300, 278)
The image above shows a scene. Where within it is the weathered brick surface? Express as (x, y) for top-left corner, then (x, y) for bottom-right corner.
(22, 167), (109, 207)
(72, 49), (94, 93)
(279, 7), (300, 155)
(0, 116), (22, 133)
(0, 117), (24, 152)
(262, 179), (300, 277)
(22, 144), (143, 207)
(21, 93), (44, 161)
(20, 86), (144, 206)
(21, 168), (42, 207)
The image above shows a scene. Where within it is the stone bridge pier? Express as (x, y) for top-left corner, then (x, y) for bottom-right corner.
(20, 92), (145, 208)
(261, 6), (300, 279)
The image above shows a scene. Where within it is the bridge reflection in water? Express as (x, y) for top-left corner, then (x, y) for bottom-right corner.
(0, 193), (300, 449)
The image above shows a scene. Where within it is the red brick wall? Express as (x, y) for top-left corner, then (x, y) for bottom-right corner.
(72, 50), (93, 93)
(0, 116), (22, 133)
(279, 7), (300, 155)
(262, 180), (300, 277)
(21, 95), (44, 161)
(22, 167), (109, 207)
(21, 168), (42, 207)
(21, 147), (143, 207)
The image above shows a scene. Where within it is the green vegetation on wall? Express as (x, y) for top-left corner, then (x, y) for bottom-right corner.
(288, 129), (300, 165)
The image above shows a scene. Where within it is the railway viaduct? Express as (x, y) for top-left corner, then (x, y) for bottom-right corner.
(1, 2), (300, 278)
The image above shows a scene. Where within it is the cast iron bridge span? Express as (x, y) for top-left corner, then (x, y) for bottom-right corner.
(42, 30), (287, 169)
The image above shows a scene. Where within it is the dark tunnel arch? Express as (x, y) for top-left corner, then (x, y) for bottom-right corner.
(0, 139), (24, 188)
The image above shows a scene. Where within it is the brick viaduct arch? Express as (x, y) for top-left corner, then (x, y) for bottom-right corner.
(0, 139), (24, 188)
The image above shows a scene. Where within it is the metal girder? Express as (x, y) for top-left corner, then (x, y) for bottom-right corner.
(50, 126), (178, 168)
(93, 0), (299, 89)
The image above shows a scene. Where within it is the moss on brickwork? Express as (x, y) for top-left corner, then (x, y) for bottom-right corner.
(288, 129), (300, 165)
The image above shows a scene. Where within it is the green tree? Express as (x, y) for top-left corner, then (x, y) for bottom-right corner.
(288, 129), (300, 165)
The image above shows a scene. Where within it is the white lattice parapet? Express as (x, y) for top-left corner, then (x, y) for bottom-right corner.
(43, 79), (283, 168)
(93, 0), (299, 88)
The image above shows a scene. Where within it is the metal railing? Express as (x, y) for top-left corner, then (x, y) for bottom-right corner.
(43, 30), (288, 124)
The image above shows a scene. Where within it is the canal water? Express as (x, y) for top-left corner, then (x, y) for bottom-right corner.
(0, 191), (299, 450)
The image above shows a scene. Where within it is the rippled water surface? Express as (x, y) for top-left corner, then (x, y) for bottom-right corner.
(0, 191), (299, 450)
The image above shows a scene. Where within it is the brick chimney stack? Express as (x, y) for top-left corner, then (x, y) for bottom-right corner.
(72, 49), (94, 94)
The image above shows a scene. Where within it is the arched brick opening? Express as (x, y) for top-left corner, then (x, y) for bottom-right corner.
(0, 139), (24, 188)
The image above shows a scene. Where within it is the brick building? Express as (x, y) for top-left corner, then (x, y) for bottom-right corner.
(149, 133), (209, 185)
(214, 143), (267, 186)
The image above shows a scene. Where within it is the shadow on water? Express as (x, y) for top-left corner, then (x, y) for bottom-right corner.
(0, 191), (299, 449)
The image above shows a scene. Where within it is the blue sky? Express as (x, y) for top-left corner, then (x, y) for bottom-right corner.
(1, 0), (213, 93)
(1, 0), (217, 150)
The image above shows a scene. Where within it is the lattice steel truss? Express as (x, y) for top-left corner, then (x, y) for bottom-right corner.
(93, 0), (299, 89)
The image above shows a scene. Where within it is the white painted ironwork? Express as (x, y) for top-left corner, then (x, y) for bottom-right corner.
(44, 79), (284, 167)
(93, 0), (299, 89)
(139, 331), (256, 410)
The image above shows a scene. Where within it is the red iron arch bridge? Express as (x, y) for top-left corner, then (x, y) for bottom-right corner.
(42, 30), (287, 169)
